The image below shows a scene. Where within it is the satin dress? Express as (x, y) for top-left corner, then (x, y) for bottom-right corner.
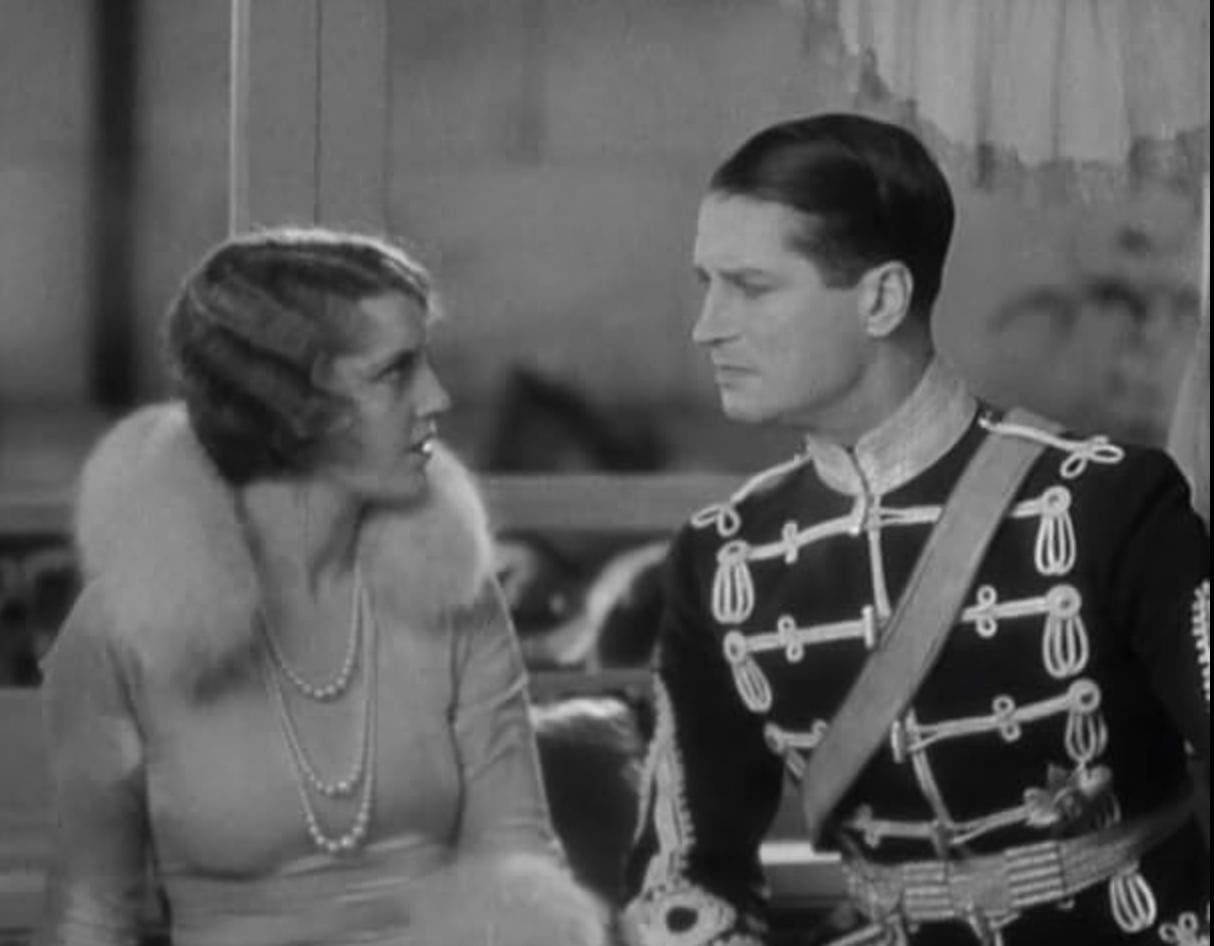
(34, 579), (559, 946)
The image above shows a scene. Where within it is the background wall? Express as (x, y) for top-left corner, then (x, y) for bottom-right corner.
(384, 0), (1202, 461)
(0, 0), (1203, 474)
(129, 0), (230, 397)
(387, 0), (832, 415)
(0, 0), (93, 404)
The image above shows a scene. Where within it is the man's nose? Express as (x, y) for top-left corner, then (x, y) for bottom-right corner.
(691, 285), (735, 346)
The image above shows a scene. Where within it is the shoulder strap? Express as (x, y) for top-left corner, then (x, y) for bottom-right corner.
(799, 409), (1060, 843)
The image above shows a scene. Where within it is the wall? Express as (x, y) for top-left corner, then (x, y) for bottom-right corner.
(0, 1), (1202, 466)
(386, 0), (1203, 460)
(940, 185), (1200, 441)
(0, 0), (93, 405)
(388, 0), (842, 416)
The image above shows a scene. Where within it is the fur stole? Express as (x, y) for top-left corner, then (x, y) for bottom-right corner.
(73, 402), (495, 690)
(408, 852), (610, 946)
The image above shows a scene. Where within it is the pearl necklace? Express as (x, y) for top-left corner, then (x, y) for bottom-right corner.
(259, 568), (378, 855)
(259, 565), (364, 702)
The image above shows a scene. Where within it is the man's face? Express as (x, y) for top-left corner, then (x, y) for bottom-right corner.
(691, 194), (869, 429)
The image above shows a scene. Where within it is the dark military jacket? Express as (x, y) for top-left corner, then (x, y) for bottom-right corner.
(626, 365), (1210, 946)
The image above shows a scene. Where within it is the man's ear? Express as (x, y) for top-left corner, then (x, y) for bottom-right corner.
(858, 262), (914, 338)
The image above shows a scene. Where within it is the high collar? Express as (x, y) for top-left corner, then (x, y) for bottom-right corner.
(802, 360), (977, 497)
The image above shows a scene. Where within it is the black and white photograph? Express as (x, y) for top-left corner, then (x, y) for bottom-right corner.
(0, 2), (1208, 944)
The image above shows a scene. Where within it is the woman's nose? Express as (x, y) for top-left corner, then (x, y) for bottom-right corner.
(418, 364), (452, 416)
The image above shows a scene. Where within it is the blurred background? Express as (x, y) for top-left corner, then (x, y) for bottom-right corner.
(2, 0), (1206, 650)
(0, 2), (1207, 935)
(0, 0), (1206, 476)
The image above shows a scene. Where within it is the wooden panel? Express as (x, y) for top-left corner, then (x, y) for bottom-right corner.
(0, 473), (743, 539)
(482, 472), (740, 533)
(528, 668), (650, 702)
(0, 493), (66, 539)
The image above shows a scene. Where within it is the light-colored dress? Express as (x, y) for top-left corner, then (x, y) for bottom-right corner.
(34, 404), (559, 946)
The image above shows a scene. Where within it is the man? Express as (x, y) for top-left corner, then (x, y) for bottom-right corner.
(624, 114), (1210, 946)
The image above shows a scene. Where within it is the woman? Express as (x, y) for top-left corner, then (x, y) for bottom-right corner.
(34, 227), (606, 946)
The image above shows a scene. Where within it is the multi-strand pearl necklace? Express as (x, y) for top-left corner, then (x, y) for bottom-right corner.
(259, 563), (378, 855)
(260, 565), (364, 702)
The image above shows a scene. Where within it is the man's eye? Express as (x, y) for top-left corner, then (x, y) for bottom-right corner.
(737, 282), (771, 298)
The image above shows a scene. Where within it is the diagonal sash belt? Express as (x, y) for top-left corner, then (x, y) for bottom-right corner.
(800, 409), (1059, 843)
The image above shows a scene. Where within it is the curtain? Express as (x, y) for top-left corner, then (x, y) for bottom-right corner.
(799, 0), (1210, 201)
(793, 1), (1209, 514)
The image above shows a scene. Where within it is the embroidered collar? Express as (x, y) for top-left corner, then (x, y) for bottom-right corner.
(802, 360), (977, 497)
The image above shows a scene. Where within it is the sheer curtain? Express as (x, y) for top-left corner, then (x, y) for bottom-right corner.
(799, 0), (1209, 200)
(793, 0), (1209, 517)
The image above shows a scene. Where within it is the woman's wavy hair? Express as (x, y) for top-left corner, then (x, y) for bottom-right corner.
(163, 226), (433, 485)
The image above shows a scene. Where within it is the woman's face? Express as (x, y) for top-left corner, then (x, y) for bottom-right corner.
(323, 291), (450, 503)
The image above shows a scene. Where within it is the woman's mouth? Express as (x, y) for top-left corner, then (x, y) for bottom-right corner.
(410, 433), (436, 457)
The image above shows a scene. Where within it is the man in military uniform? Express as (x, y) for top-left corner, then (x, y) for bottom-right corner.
(624, 114), (1210, 946)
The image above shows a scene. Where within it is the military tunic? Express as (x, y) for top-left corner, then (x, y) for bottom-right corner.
(626, 364), (1210, 946)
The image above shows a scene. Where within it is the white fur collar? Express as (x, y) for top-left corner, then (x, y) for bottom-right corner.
(74, 402), (495, 689)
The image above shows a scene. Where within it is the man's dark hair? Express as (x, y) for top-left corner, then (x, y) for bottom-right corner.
(709, 113), (955, 322)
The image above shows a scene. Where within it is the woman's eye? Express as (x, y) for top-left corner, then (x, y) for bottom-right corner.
(377, 359), (414, 385)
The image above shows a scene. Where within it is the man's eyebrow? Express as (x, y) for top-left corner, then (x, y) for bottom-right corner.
(697, 265), (775, 281)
